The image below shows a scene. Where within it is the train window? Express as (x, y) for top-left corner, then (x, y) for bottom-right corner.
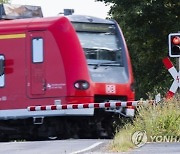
(0, 55), (5, 87)
(77, 32), (118, 50)
(77, 32), (122, 64)
(32, 38), (44, 63)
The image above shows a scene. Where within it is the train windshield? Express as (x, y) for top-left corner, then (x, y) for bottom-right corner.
(72, 23), (122, 66)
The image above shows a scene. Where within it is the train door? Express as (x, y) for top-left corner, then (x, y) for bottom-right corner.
(26, 31), (46, 97)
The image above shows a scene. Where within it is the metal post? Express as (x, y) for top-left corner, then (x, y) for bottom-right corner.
(177, 32), (180, 97)
(176, 57), (180, 96)
(176, 57), (180, 71)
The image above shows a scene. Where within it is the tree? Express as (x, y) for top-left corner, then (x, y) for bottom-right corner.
(97, 0), (180, 99)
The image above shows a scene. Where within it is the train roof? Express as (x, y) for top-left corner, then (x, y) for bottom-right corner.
(67, 15), (114, 24)
(0, 16), (67, 33)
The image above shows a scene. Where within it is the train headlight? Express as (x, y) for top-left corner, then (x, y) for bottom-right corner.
(74, 80), (90, 90)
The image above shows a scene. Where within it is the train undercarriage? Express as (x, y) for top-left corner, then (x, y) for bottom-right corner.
(0, 109), (132, 141)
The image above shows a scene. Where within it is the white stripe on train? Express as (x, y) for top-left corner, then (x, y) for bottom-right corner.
(0, 108), (95, 120)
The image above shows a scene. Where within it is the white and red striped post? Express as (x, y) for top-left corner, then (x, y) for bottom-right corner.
(163, 57), (180, 99)
(27, 101), (139, 112)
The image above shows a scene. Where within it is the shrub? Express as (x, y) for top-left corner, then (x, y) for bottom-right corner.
(110, 98), (180, 152)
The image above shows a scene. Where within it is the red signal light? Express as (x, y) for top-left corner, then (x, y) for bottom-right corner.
(172, 36), (180, 45)
(169, 33), (180, 57)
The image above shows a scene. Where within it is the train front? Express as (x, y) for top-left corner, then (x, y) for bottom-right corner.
(68, 15), (135, 117)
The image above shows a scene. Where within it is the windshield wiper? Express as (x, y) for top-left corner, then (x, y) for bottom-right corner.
(97, 61), (120, 66)
(83, 47), (120, 52)
(88, 61), (121, 69)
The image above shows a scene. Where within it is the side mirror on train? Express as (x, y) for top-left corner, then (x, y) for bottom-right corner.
(0, 59), (4, 76)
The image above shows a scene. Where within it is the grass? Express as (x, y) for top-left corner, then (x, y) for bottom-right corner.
(110, 98), (180, 152)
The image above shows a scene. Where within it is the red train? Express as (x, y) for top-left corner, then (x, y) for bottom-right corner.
(0, 4), (135, 140)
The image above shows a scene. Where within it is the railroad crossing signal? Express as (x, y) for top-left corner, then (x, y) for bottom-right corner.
(163, 57), (180, 98)
(168, 33), (180, 57)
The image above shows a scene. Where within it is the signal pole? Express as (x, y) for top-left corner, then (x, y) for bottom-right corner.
(176, 58), (180, 71)
(176, 57), (180, 95)
(176, 32), (180, 95)
(176, 32), (180, 72)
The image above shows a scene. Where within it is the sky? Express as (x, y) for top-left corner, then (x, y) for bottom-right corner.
(10, 0), (111, 19)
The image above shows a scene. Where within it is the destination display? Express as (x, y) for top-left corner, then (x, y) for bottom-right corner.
(72, 22), (116, 33)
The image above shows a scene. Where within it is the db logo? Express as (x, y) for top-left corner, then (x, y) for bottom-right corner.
(106, 85), (116, 94)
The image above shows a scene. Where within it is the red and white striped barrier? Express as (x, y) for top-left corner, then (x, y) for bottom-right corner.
(27, 101), (139, 112)
(163, 57), (180, 98)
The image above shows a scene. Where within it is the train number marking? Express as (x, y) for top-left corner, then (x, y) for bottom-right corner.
(106, 85), (116, 94)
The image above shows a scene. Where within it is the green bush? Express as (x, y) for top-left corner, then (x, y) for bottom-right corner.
(110, 98), (180, 152)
